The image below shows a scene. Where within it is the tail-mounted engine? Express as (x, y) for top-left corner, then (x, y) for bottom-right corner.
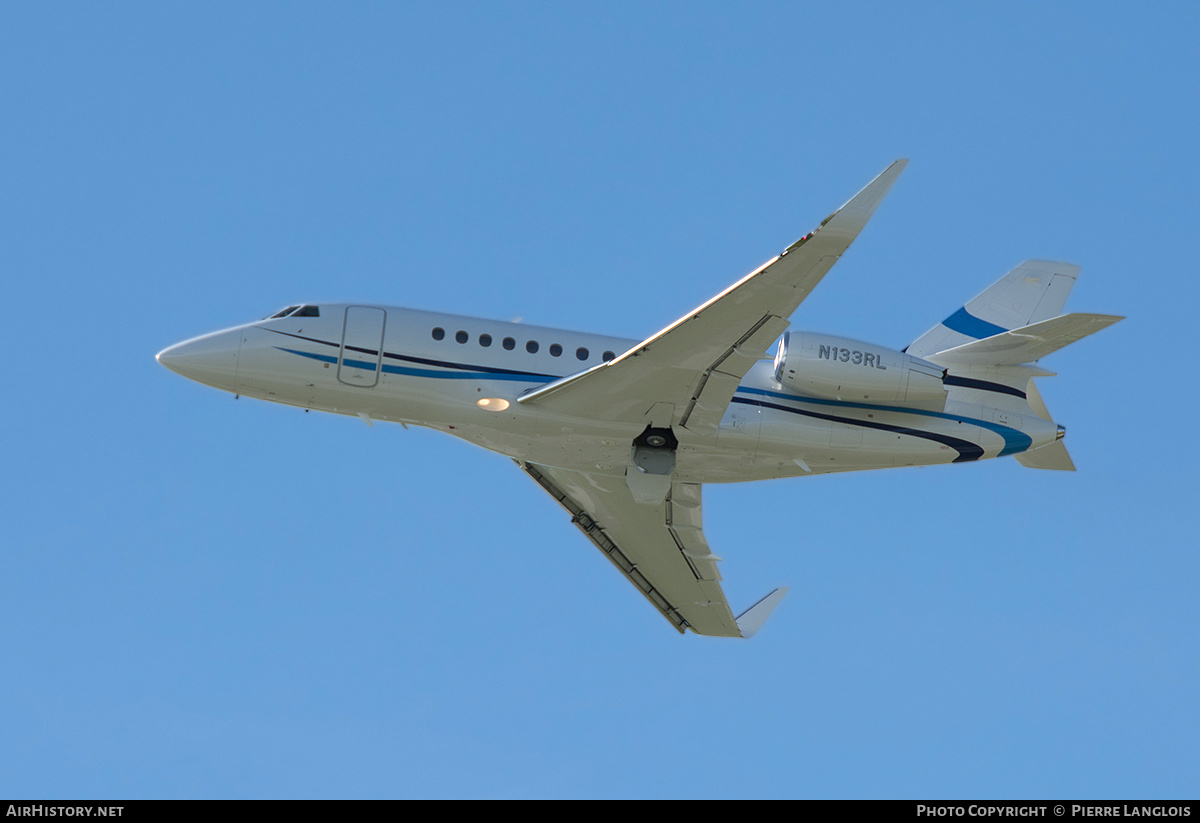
(773, 332), (947, 411)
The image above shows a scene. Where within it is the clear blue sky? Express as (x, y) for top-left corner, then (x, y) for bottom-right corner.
(3, 2), (1196, 799)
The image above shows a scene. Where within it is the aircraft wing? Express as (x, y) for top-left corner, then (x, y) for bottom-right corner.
(518, 160), (907, 434)
(520, 461), (787, 637)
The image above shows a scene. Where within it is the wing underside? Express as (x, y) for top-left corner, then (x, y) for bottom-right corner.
(521, 462), (788, 637)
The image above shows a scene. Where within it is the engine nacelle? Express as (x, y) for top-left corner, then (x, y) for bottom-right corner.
(773, 332), (948, 410)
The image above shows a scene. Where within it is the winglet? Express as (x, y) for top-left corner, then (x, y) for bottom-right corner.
(786, 159), (907, 253)
(735, 587), (789, 637)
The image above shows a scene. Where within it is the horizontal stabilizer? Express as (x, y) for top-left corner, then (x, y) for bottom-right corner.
(930, 313), (1123, 366)
(735, 587), (789, 637)
(1016, 440), (1076, 471)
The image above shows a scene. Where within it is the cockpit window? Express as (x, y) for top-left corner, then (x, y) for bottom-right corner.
(293, 305), (320, 317)
(267, 306), (301, 319)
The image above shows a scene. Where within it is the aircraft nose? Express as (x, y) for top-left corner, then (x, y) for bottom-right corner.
(156, 328), (242, 389)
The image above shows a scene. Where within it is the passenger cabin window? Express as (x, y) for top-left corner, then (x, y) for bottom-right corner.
(429, 324), (603, 363)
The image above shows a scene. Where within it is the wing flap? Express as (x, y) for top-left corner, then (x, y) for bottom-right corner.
(679, 314), (791, 435)
(664, 481), (720, 581)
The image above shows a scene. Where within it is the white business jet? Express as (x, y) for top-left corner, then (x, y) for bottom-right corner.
(157, 161), (1121, 638)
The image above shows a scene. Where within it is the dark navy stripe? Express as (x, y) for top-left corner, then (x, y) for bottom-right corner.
(942, 307), (1007, 340)
(943, 374), (1026, 399)
(731, 397), (986, 462)
(266, 329), (558, 380)
(735, 386), (1032, 457)
(276, 347), (553, 383)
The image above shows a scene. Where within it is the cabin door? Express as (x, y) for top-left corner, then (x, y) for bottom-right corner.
(337, 306), (387, 388)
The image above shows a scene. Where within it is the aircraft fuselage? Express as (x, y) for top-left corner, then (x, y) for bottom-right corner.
(158, 303), (1059, 483)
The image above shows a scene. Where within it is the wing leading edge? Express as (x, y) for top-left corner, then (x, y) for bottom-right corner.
(521, 462), (787, 637)
(518, 160), (908, 435)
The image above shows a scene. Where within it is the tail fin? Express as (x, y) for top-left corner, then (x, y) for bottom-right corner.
(908, 260), (1081, 358)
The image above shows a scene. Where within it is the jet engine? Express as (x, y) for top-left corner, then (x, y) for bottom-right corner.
(773, 332), (947, 411)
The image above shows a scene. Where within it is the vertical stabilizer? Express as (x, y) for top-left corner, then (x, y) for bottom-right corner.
(1016, 439), (1076, 471)
(1015, 380), (1075, 470)
(908, 261), (1080, 357)
(1025, 378), (1053, 421)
